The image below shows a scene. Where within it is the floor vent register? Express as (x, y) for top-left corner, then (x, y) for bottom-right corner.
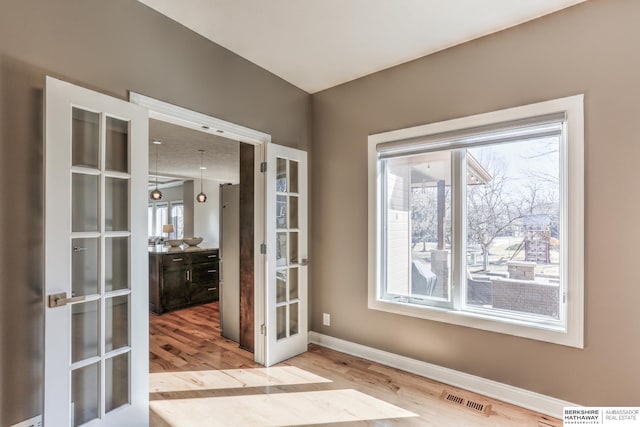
(440, 390), (492, 417)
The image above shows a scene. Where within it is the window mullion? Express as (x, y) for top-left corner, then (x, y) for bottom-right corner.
(451, 150), (466, 310)
(379, 159), (388, 300)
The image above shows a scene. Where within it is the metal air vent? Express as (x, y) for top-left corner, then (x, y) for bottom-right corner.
(440, 390), (492, 417)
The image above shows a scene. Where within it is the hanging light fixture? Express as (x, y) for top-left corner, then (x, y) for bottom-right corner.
(196, 149), (207, 203)
(150, 140), (163, 200)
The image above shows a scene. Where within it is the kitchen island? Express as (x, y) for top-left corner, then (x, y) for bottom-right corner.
(148, 245), (219, 315)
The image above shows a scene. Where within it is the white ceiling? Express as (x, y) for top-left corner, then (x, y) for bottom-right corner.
(138, 0), (587, 93)
(149, 119), (239, 184)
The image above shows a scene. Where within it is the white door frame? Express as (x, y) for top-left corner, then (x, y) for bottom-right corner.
(129, 93), (269, 364)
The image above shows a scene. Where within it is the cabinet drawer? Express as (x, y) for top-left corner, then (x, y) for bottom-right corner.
(191, 251), (219, 264)
(162, 254), (189, 270)
(191, 263), (219, 283)
(190, 283), (219, 304)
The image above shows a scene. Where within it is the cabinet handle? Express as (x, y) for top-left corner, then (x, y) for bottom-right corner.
(172, 258), (183, 262)
(186, 270), (190, 281)
(73, 246), (88, 252)
(207, 254), (217, 258)
(207, 287), (217, 291)
(207, 270), (217, 273)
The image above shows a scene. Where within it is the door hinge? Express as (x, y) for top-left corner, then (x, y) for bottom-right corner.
(260, 324), (266, 335)
(260, 243), (267, 254)
(260, 162), (267, 173)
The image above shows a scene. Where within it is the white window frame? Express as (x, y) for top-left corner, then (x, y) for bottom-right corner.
(150, 201), (169, 237)
(368, 95), (584, 348)
(148, 203), (154, 237)
(170, 200), (184, 239)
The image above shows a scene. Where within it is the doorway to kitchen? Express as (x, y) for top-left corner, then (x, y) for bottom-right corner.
(130, 93), (269, 369)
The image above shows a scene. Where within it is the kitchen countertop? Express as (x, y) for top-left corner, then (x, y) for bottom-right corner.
(148, 244), (218, 254)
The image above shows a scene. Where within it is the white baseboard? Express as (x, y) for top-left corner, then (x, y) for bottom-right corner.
(308, 331), (575, 419)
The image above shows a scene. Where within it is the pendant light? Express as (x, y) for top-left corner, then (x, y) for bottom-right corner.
(150, 140), (162, 200)
(196, 149), (207, 203)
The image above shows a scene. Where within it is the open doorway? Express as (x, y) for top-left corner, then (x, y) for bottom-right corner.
(130, 92), (270, 367)
(145, 118), (255, 375)
(131, 90), (309, 371)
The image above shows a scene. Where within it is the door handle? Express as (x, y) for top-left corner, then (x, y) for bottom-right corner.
(48, 292), (86, 308)
(300, 258), (309, 266)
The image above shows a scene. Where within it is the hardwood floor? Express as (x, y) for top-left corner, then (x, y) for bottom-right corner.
(149, 303), (561, 426)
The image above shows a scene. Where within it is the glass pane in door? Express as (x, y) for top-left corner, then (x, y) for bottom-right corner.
(72, 238), (99, 297)
(276, 305), (287, 340)
(276, 233), (287, 267)
(105, 117), (129, 173)
(276, 195), (287, 229)
(72, 173), (99, 232)
(276, 157), (287, 192)
(289, 232), (298, 265)
(105, 353), (130, 413)
(289, 302), (299, 336)
(289, 267), (299, 300)
(289, 196), (298, 229)
(105, 237), (129, 292)
(105, 177), (129, 232)
(72, 108), (100, 169)
(72, 300), (99, 363)
(72, 362), (99, 426)
(289, 160), (299, 193)
(105, 295), (129, 352)
(276, 270), (287, 304)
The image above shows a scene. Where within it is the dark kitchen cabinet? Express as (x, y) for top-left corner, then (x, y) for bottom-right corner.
(149, 247), (219, 315)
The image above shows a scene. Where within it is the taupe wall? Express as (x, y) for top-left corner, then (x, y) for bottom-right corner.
(0, 0), (309, 425)
(310, 0), (640, 405)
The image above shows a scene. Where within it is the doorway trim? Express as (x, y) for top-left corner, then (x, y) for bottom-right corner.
(129, 92), (268, 364)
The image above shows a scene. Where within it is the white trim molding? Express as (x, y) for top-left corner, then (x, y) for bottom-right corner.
(367, 94), (584, 348)
(129, 91), (269, 365)
(309, 332), (577, 419)
(129, 92), (271, 145)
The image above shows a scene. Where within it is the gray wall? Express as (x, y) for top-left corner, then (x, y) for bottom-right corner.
(0, 0), (309, 425)
(310, 0), (640, 406)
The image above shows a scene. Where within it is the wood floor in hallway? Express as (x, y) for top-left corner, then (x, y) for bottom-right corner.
(149, 303), (561, 427)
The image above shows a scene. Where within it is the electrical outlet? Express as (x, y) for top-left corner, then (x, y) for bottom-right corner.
(11, 415), (42, 427)
(323, 312), (331, 326)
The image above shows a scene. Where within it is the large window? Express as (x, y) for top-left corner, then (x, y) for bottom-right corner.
(149, 201), (184, 239)
(153, 202), (168, 237)
(368, 95), (584, 347)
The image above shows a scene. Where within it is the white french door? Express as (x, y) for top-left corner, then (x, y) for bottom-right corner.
(44, 77), (149, 426)
(264, 144), (308, 366)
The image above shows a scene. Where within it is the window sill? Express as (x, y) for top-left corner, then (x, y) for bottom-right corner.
(368, 296), (582, 348)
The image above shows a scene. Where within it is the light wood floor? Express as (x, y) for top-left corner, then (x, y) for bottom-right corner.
(149, 303), (561, 427)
